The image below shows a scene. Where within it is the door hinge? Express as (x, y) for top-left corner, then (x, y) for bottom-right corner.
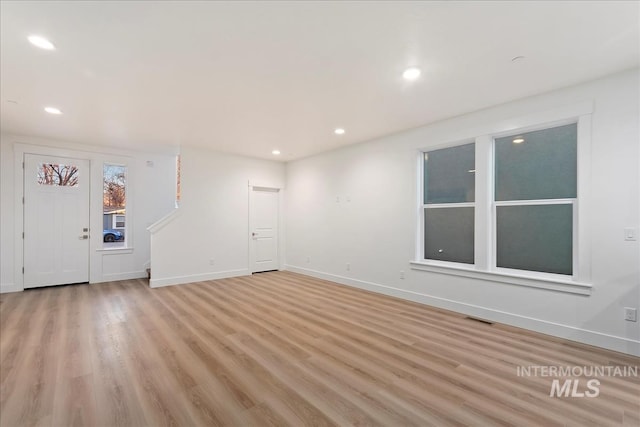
(22, 161), (24, 169)
(22, 197), (25, 204)
(22, 267), (24, 274)
(22, 231), (24, 239)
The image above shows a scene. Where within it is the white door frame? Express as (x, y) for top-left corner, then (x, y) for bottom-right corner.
(248, 182), (284, 273)
(10, 141), (136, 292)
(13, 144), (94, 291)
(23, 153), (91, 288)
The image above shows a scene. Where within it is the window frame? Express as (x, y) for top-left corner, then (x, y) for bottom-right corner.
(102, 162), (129, 249)
(112, 214), (126, 229)
(491, 120), (579, 278)
(412, 105), (593, 295)
(420, 140), (476, 267)
(492, 198), (577, 279)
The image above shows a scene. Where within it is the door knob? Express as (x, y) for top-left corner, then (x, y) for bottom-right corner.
(79, 235), (89, 240)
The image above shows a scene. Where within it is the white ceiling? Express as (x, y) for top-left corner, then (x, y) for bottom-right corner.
(1, 1), (638, 160)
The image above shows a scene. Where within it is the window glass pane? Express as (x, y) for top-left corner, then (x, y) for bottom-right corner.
(424, 143), (475, 204)
(37, 163), (79, 186)
(103, 164), (127, 247)
(424, 207), (474, 264)
(496, 204), (572, 275)
(495, 123), (577, 201)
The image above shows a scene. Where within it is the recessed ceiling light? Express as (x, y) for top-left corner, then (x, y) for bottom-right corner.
(402, 67), (421, 81)
(334, 128), (345, 135)
(28, 35), (55, 50)
(512, 137), (525, 144)
(44, 106), (62, 115)
(272, 150), (281, 155)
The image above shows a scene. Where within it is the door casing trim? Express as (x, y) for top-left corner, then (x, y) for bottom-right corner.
(14, 145), (93, 291)
(248, 183), (284, 273)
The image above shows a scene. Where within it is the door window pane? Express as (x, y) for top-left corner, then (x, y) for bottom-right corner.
(495, 124), (577, 201)
(496, 204), (573, 275)
(37, 163), (79, 186)
(424, 207), (474, 264)
(424, 143), (475, 204)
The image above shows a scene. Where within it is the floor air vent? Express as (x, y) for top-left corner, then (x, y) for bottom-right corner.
(465, 316), (494, 325)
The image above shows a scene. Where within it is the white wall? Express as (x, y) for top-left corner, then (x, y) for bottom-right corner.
(149, 146), (285, 287)
(285, 68), (640, 356)
(0, 137), (14, 290)
(0, 134), (177, 292)
(2, 71), (637, 357)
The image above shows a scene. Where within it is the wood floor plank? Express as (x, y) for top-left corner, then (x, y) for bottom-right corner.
(223, 278), (565, 425)
(51, 374), (97, 427)
(1, 271), (638, 426)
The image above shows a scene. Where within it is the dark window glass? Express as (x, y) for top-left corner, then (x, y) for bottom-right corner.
(424, 207), (474, 264)
(424, 143), (475, 204)
(495, 124), (577, 201)
(496, 204), (573, 275)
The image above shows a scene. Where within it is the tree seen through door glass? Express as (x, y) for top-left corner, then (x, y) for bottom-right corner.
(37, 163), (79, 186)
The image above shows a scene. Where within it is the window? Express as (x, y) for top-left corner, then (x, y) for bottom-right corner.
(422, 143), (475, 264)
(494, 124), (576, 275)
(113, 215), (126, 229)
(414, 111), (591, 293)
(37, 163), (79, 186)
(103, 164), (127, 247)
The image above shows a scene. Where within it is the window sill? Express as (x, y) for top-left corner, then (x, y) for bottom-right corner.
(96, 247), (134, 255)
(409, 261), (592, 295)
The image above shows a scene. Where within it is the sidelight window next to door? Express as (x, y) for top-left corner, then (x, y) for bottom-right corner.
(103, 164), (127, 247)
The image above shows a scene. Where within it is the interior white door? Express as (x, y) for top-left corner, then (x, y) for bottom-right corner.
(250, 187), (279, 273)
(23, 154), (90, 288)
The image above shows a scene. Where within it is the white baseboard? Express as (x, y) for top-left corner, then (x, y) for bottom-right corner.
(0, 282), (21, 293)
(150, 268), (249, 288)
(97, 270), (148, 283)
(284, 265), (640, 357)
(1, 272), (148, 291)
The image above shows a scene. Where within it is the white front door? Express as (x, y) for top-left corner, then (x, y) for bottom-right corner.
(23, 154), (90, 288)
(250, 187), (279, 273)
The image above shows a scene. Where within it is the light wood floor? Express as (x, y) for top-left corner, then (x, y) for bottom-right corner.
(1, 271), (638, 427)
